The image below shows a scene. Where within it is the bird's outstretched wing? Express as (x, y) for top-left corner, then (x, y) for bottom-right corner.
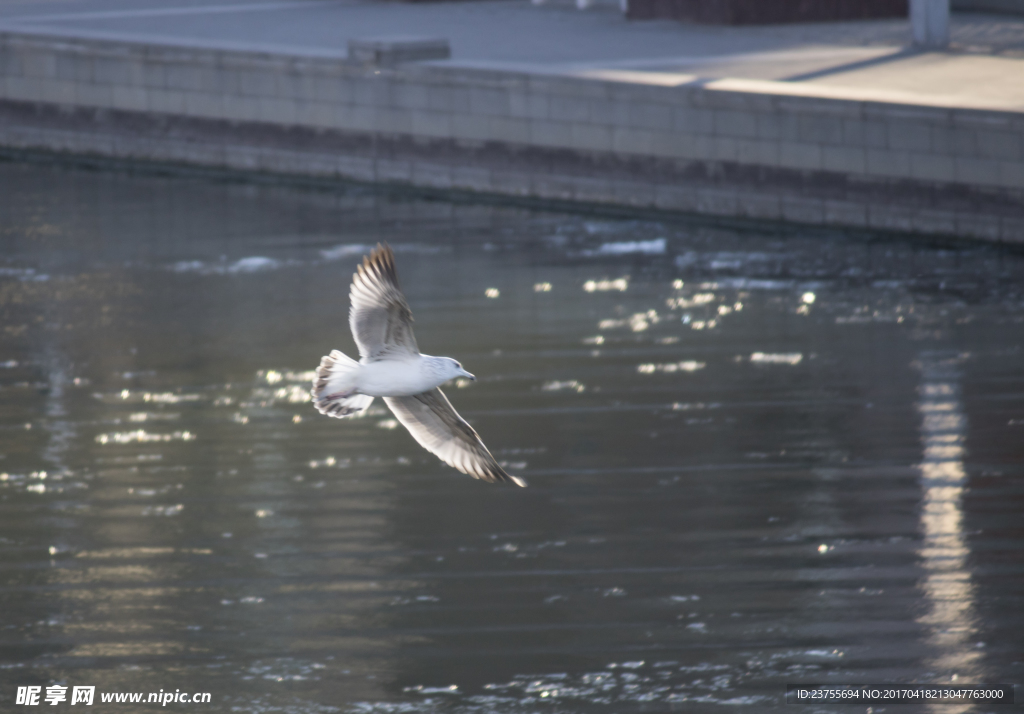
(350, 244), (419, 361)
(384, 389), (526, 487)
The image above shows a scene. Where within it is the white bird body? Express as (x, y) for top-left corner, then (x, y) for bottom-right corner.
(323, 354), (456, 398)
(310, 244), (525, 487)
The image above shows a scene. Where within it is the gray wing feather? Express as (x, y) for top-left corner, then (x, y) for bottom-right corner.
(349, 244), (419, 361)
(384, 389), (526, 487)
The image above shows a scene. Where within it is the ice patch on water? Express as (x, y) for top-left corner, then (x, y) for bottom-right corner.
(128, 412), (180, 422)
(403, 685), (458, 694)
(541, 380), (585, 393)
(321, 243), (447, 261)
(259, 369), (317, 385)
(228, 693), (340, 713)
(309, 456), (349, 469)
(466, 663), (774, 709)
(0, 267), (49, 281)
(171, 260), (205, 272)
(170, 256), (291, 275)
(638, 361), (705, 374)
(94, 390), (204, 405)
(679, 663), (731, 673)
(583, 278), (628, 292)
(320, 244), (374, 260)
(704, 278), (804, 290)
(750, 352), (803, 366)
(583, 221), (633, 234)
(230, 257), (281, 273)
(95, 430), (196, 445)
(242, 657), (327, 683)
(140, 504), (184, 516)
(584, 238), (666, 256)
(0, 470), (80, 496)
(667, 292), (716, 309)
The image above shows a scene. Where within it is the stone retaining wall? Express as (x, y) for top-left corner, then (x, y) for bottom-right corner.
(1, 30), (1021, 242)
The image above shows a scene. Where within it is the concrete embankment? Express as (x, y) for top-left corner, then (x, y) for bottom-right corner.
(1, 29), (1022, 241)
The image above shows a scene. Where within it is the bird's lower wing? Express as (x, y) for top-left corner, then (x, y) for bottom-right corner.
(384, 389), (525, 487)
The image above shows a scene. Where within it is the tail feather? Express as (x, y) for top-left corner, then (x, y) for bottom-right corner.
(311, 350), (374, 418)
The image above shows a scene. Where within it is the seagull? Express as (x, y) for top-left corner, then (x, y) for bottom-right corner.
(310, 244), (525, 487)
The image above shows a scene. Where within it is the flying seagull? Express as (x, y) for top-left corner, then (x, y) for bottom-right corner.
(310, 244), (525, 487)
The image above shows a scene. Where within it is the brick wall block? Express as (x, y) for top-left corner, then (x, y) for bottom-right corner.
(147, 88), (187, 115)
(930, 125), (976, 156)
(675, 107), (715, 134)
(469, 86), (510, 116)
(1000, 161), (1024, 189)
(562, 122), (606, 152)
(450, 112), (493, 142)
(713, 109), (758, 138)
(22, 49), (57, 79)
(489, 115), (530, 144)
(612, 126), (654, 155)
(74, 82), (114, 108)
(824, 200), (868, 228)
(184, 91), (224, 118)
(411, 110), (452, 138)
(737, 138), (779, 166)
(389, 81), (430, 111)
(587, 97), (629, 126)
(549, 94), (592, 123)
(781, 196), (826, 224)
(736, 192), (783, 220)
(412, 161), (454, 189)
(427, 85), (471, 114)
(797, 114), (844, 144)
(628, 101), (673, 131)
(822, 145), (866, 173)
(509, 90), (548, 120)
(976, 130), (1021, 161)
(842, 118), (887, 148)
(38, 79), (78, 105)
(909, 152), (956, 183)
(530, 119), (572, 148)
(866, 148), (911, 177)
(111, 84), (149, 112)
(954, 156), (1002, 186)
(887, 121), (932, 152)
(779, 141), (823, 171)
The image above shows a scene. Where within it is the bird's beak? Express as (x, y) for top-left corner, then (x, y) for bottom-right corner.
(460, 369), (476, 381)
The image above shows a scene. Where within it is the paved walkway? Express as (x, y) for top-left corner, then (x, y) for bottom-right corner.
(1, 0), (1023, 109)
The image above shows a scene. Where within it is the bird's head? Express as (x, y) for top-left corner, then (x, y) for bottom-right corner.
(445, 358), (475, 382)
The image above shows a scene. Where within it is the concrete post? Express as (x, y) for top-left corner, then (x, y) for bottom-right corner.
(910, 0), (950, 49)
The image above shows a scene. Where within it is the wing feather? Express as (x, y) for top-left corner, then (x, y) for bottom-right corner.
(384, 389), (526, 487)
(349, 244), (419, 361)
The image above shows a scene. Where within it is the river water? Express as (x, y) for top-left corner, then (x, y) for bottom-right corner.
(0, 160), (1021, 713)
